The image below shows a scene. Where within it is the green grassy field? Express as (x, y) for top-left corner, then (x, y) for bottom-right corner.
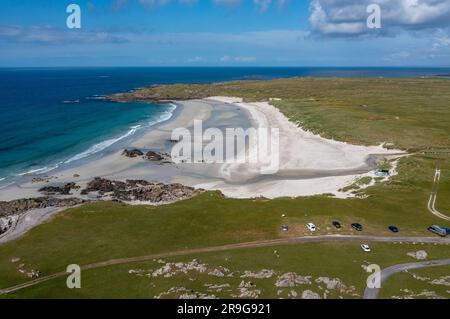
(4, 243), (450, 299)
(1, 78), (449, 298)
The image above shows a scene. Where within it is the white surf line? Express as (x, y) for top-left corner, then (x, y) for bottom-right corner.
(427, 168), (450, 221)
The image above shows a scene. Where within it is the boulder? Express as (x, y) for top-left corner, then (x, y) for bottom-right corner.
(122, 149), (144, 158)
(39, 182), (79, 195)
(81, 178), (200, 203)
(407, 250), (428, 260)
(81, 177), (126, 195)
(146, 151), (164, 161)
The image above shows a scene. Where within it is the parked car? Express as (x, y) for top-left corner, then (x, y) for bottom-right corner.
(351, 223), (363, 231)
(281, 224), (289, 232)
(332, 221), (342, 229)
(428, 225), (447, 237)
(361, 244), (371, 252)
(306, 223), (316, 232)
(388, 226), (399, 233)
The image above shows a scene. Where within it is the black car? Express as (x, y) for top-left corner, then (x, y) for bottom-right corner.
(388, 226), (399, 233)
(332, 221), (342, 229)
(351, 223), (363, 231)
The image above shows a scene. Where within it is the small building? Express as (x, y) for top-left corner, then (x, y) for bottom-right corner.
(375, 169), (390, 177)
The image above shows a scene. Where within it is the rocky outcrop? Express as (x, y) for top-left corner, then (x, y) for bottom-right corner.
(81, 177), (200, 203)
(122, 149), (170, 162)
(146, 151), (164, 161)
(275, 272), (312, 288)
(302, 290), (321, 299)
(407, 250), (428, 260)
(0, 216), (15, 235)
(39, 182), (80, 195)
(122, 149), (144, 158)
(0, 197), (87, 218)
(81, 177), (126, 195)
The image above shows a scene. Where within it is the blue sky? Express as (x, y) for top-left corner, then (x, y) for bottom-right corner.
(0, 0), (449, 67)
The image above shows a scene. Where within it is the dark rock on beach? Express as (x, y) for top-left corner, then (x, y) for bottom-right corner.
(146, 151), (164, 161)
(122, 149), (144, 158)
(81, 177), (126, 195)
(39, 182), (80, 195)
(0, 197), (88, 218)
(81, 177), (200, 203)
(122, 148), (170, 162)
(1, 178), (200, 218)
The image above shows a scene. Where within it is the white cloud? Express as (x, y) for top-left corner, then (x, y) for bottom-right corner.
(0, 25), (129, 44)
(309, 0), (450, 36)
(220, 55), (256, 62)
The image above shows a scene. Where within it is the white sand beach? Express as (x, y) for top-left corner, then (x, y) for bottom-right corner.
(195, 97), (403, 198)
(0, 97), (404, 202)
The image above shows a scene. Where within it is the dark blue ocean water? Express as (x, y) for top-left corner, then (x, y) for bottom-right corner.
(0, 67), (449, 184)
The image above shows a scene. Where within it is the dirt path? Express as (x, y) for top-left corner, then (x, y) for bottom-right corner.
(363, 258), (450, 299)
(1, 235), (449, 296)
(427, 167), (450, 221)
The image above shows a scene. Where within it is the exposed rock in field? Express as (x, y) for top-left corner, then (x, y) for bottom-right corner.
(205, 284), (231, 292)
(275, 272), (312, 288)
(393, 289), (445, 299)
(16, 263), (40, 279)
(232, 281), (261, 298)
(315, 277), (358, 295)
(406, 270), (430, 282)
(241, 269), (275, 279)
(0, 197), (87, 217)
(208, 269), (226, 277)
(301, 290), (321, 299)
(431, 276), (450, 287)
(154, 287), (217, 299)
(39, 182), (80, 195)
(149, 259), (229, 278)
(122, 149), (144, 158)
(407, 250), (428, 260)
(233, 287), (261, 299)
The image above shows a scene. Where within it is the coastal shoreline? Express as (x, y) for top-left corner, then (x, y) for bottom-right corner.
(0, 95), (406, 244)
(0, 95), (404, 202)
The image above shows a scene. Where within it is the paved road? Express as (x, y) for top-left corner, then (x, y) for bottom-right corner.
(1, 235), (449, 296)
(427, 168), (450, 221)
(364, 258), (450, 299)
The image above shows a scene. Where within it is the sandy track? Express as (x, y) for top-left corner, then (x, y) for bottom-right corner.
(427, 167), (450, 221)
